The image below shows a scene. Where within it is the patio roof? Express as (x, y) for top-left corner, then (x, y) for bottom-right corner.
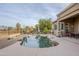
(57, 3), (79, 22)
(57, 4), (76, 16)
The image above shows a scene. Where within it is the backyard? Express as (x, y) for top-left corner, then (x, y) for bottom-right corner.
(0, 34), (79, 56)
(0, 3), (79, 56)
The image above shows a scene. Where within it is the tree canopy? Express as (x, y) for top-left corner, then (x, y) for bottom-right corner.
(38, 18), (52, 33)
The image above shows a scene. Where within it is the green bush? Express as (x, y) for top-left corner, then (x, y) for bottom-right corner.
(43, 27), (49, 34)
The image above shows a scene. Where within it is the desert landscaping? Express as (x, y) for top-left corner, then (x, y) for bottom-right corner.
(0, 3), (79, 56)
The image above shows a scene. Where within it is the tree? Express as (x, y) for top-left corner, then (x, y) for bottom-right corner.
(29, 26), (34, 33)
(7, 27), (13, 35)
(35, 24), (39, 33)
(38, 18), (52, 33)
(16, 23), (21, 33)
(23, 26), (34, 34)
(43, 27), (49, 34)
(23, 26), (29, 34)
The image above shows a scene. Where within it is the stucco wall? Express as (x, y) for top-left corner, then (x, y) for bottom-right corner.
(74, 17), (79, 33)
(54, 3), (79, 36)
(53, 22), (59, 36)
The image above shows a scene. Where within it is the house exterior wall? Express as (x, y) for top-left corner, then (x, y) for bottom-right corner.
(54, 3), (79, 36)
(53, 21), (61, 36)
(74, 17), (79, 33)
(53, 22), (58, 36)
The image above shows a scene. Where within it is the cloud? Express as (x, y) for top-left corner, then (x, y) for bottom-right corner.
(0, 3), (68, 27)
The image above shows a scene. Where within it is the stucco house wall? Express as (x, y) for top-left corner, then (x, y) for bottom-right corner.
(53, 3), (79, 36)
(74, 17), (79, 33)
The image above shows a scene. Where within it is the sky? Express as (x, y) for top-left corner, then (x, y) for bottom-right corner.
(0, 3), (69, 27)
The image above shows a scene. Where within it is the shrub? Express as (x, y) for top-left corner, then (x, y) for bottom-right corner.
(43, 27), (49, 34)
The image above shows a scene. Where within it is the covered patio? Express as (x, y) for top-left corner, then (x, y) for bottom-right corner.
(56, 3), (79, 39)
(58, 14), (79, 39)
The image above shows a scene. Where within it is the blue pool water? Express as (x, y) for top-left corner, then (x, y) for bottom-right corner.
(21, 36), (39, 48)
(20, 36), (59, 48)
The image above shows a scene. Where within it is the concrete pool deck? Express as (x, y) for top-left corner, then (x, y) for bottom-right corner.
(0, 35), (79, 56)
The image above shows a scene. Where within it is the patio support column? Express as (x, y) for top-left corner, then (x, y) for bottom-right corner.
(60, 21), (65, 36)
(57, 21), (60, 36)
(57, 20), (65, 37)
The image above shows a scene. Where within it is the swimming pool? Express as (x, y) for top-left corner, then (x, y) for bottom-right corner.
(20, 35), (59, 48)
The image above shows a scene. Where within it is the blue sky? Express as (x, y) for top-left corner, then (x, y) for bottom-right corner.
(0, 3), (69, 27)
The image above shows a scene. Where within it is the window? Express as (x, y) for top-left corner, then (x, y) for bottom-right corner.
(61, 23), (64, 30)
(54, 24), (57, 30)
(58, 22), (60, 31)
